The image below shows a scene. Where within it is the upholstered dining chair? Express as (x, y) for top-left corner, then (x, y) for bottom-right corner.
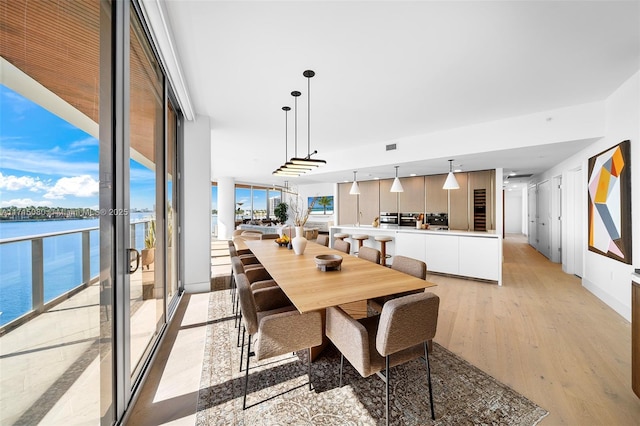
(326, 292), (440, 424)
(236, 273), (323, 409)
(333, 239), (351, 254)
(316, 234), (329, 246)
(228, 244), (265, 318)
(228, 238), (252, 256)
(231, 257), (279, 347)
(358, 246), (381, 264)
(369, 255), (427, 312)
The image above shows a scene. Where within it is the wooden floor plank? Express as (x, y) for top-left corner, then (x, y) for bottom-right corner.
(429, 234), (640, 425)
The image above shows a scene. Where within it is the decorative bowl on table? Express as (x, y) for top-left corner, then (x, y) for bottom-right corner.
(274, 237), (289, 247)
(315, 254), (343, 271)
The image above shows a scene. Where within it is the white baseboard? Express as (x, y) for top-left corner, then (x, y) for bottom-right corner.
(582, 278), (631, 322)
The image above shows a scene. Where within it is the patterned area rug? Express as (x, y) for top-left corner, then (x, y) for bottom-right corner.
(196, 291), (548, 425)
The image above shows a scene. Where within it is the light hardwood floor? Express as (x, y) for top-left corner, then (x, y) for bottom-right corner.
(429, 235), (640, 425)
(127, 235), (640, 425)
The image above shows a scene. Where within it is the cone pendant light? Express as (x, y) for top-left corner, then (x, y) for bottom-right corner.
(443, 159), (460, 190)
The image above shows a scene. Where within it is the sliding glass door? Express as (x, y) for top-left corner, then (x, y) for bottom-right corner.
(128, 5), (165, 384)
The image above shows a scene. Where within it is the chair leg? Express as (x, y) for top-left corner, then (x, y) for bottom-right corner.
(425, 342), (435, 420)
(240, 326), (246, 372)
(230, 268), (236, 308)
(237, 311), (243, 347)
(339, 354), (344, 388)
(385, 355), (390, 426)
(243, 335), (252, 410)
(308, 347), (312, 391)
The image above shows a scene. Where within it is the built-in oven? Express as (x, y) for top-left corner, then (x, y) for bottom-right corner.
(400, 212), (421, 227)
(379, 212), (399, 226)
(426, 213), (448, 229)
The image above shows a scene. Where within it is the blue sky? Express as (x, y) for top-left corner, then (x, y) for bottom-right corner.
(0, 85), (155, 210)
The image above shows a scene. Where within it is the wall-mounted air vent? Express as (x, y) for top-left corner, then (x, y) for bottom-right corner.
(386, 143), (397, 151)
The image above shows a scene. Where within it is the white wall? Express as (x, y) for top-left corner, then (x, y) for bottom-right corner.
(505, 190), (524, 234)
(216, 177), (235, 240)
(182, 115), (212, 293)
(295, 182), (336, 226)
(531, 71), (640, 321)
(320, 101), (605, 174)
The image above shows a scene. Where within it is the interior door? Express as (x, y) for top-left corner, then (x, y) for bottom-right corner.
(537, 180), (552, 259)
(527, 186), (537, 248)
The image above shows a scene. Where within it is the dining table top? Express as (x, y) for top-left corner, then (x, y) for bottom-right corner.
(244, 239), (437, 313)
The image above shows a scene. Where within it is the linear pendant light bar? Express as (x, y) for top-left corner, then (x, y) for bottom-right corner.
(273, 69), (326, 176)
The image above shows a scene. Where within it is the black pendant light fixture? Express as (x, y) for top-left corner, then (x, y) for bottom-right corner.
(289, 70), (326, 168)
(273, 106), (304, 176)
(273, 69), (326, 175)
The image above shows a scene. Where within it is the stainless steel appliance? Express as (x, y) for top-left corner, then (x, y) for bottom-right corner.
(400, 212), (421, 227)
(379, 212), (399, 226)
(426, 213), (448, 229)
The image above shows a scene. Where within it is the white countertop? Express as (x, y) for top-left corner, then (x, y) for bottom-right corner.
(633, 272), (640, 284)
(331, 225), (500, 238)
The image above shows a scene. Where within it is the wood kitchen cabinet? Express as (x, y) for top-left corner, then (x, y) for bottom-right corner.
(425, 175), (447, 214)
(468, 170), (494, 230)
(399, 176), (425, 213)
(449, 172), (468, 230)
(338, 182), (357, 225)
(359, 180), (380, 225)
(379, 179), (398, 213)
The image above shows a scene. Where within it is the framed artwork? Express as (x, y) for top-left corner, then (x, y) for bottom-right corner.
(308, 196), (334, 215)
(587, 140), (632, 264)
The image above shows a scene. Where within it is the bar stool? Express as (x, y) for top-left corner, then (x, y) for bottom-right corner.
(334, 233), (349, 241)
(352, 234), (369, 254)
(375, 235), (393, 266)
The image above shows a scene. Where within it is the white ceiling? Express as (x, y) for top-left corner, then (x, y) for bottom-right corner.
(162, 0), (639, 188)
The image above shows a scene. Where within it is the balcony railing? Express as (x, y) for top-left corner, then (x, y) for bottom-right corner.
(0, 220), (153, 336)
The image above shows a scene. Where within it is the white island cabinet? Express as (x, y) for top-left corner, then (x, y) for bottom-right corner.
(331, 225), (502, 285)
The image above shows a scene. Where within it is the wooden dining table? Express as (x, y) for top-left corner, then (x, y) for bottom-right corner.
(244, 239), (437, 313)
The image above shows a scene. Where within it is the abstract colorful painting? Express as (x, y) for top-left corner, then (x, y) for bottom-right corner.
(587, 140), (632, 264)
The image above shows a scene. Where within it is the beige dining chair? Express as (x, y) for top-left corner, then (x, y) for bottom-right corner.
(326, 292), (440, 424)
(236, 273), (323, 409)
(316, 234), (329, 246)
(231, 257), (279, 347)
(334, 239), (351, 254)
(369, 255), (427, 312)
(358, 246), (381, 264)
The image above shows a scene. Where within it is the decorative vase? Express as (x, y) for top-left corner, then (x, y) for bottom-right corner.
(292, 226), (308, 255)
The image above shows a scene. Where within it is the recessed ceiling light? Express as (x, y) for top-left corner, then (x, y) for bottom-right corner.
(374, 177), (380, 180)
(410, 173), (416, 177)
(509, 171), (517, 176)
(454, 168), (462, 173)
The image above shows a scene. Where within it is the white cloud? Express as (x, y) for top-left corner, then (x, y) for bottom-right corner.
(0, 147), (98, 176)
(69, 137), (98, 149)
(0, 198), (53, 208)
(44, 175), (99, 199)
(0, 172), (50, 192)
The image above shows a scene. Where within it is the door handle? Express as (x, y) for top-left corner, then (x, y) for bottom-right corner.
(128, 248), (140, 274)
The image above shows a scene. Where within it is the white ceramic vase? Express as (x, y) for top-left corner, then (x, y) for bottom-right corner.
(292, 226), (308, 255)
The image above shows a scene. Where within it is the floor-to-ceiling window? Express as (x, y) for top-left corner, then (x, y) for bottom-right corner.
(0, 1), (183, 424)
(234, 184), (282, 225)
(0, 1), (105, 424)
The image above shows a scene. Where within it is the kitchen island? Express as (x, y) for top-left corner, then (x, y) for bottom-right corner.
(330, 225), (502, 285)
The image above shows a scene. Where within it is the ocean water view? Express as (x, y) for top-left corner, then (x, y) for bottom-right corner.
(0, 213), (152, 326)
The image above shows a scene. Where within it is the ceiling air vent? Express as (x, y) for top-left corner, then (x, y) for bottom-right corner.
(386, 143), (397, 151)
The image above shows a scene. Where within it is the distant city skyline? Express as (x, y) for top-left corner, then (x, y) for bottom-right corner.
(0, 84), (156, 211)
